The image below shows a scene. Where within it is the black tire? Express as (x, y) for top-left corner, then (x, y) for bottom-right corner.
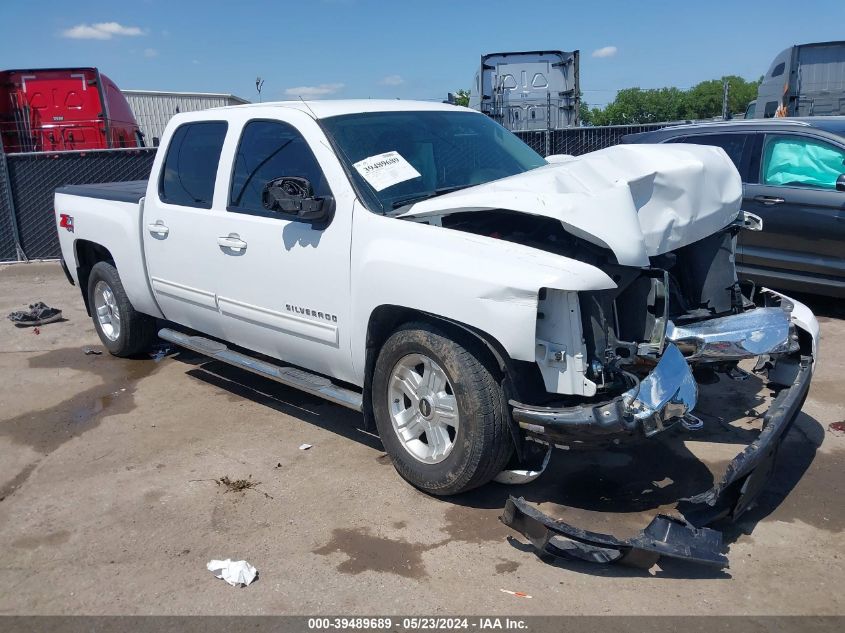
(372, 322), (513, 495)
(87, 261), (157, 357)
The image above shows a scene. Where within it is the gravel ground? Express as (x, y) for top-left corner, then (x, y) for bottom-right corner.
(0, 261), (842, 615)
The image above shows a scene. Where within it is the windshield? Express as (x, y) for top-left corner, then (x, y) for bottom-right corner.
(320, 110), (547, 213)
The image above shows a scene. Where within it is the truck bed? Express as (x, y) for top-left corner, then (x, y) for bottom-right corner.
(55, 180), (148, 204)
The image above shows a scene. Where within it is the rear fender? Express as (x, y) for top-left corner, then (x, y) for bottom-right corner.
(55, 192), (163, 318)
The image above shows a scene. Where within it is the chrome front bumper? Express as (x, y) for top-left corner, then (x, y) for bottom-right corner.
(666, 306), (796, 361)
(623, 342), (698, 436)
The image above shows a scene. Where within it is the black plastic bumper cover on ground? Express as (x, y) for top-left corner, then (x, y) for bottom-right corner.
(501, 355), (813, 569)
(678, 355), (813, 525)
(501, 497), (728, 569)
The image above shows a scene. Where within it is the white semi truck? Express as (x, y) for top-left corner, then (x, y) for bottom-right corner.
(468, 50), (580, 131)
(747, 40), (845, 118)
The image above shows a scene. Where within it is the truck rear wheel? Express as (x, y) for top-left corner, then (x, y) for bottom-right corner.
(372, 322), (512, 495)
(87, 261), (156, 357)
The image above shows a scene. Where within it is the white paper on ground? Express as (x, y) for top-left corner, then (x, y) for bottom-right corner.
(298, 443), (312, 450)
(353, 151), (421, 191)
(207, 559), (257, 587)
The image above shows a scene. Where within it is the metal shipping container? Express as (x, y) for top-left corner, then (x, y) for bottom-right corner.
(122, 90), (249, 144)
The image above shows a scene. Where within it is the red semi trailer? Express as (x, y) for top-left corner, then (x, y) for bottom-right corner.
(0, 67), (143, 152)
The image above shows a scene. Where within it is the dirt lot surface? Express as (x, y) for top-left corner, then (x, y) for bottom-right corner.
(0, 261), (843, 615)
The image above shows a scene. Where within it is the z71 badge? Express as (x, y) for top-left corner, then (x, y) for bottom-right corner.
(59, 214), (74, 232)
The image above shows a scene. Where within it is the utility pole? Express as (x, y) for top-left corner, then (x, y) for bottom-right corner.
(255, 77), (265, 103)
(722, 79), (730, 120)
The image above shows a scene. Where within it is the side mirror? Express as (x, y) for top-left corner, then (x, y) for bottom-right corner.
(262, 177), (335, 225)
(836, 174), (845, 192)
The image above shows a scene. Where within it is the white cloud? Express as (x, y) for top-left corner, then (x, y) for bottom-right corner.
(592, 46), (618, 59)
(143, 48), (158, 58)
(380, 74), (404, 86)
(62, 22), (145, 40)
(284, 83), (345, 98)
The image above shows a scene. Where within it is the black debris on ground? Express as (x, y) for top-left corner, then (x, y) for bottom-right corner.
(7, 302), (63, 327)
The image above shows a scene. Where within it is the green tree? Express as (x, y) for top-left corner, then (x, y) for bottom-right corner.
(453, 89), (470, 107)
(578, 96), (593, 125)
(585, 75), (761, 125)
(683, 75), (760, 119)
(598, 87), (688, 125)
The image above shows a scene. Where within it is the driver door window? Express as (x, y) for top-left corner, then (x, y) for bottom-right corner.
(228, 120), (331, 216)
(761, 135), (845, 190)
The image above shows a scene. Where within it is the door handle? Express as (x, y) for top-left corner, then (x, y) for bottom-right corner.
(753, 195), (785, 206)
(147, 221), (169, 237)
(217, 235), (247, 252)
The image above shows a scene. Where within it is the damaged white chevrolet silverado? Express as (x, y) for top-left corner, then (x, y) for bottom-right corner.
(54, 101), (819, 564)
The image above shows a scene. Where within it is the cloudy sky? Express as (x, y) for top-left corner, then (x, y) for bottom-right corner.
(2, 0), (844, 105)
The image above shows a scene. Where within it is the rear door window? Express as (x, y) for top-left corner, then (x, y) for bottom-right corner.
(159, 121), (228, 209)
(761, 135), (845, 189)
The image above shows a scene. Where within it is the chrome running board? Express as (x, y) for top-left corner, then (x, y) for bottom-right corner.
(158, 328), (363, 411)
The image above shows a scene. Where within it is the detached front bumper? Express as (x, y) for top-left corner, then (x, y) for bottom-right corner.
(502, 292), (818, 569)
(502, 351), (813, 568)
(502, 497), (728, 569)
(679, 353), (813, 524)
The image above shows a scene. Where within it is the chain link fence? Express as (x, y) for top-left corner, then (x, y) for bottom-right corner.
(553, 123), (680, 155)
(0, 153), (23, 262)
(0, 147), (156, 262)
(514, 122), (681, 157)
(515, 131), (549, 156)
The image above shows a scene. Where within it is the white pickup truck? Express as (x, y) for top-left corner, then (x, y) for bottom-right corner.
(54, 100), (818, 522)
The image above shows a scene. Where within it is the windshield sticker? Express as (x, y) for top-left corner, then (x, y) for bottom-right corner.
(353, 151), (421, 192)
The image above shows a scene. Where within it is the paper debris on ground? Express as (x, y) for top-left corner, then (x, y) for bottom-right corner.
(500, 589), (532, 598)
(298, 443), (312, 450)
(207, 559), (257, 587)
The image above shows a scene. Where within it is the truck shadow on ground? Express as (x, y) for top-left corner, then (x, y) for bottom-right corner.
(171, 348), (832, 580)
(176, 350), (382, 451)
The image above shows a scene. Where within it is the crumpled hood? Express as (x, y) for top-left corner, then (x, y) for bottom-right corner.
(396, 143), (743, 267)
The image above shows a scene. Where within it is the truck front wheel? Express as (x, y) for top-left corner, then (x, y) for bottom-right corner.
(372, 322), (512, 495)
(87, 261), (156, 357)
